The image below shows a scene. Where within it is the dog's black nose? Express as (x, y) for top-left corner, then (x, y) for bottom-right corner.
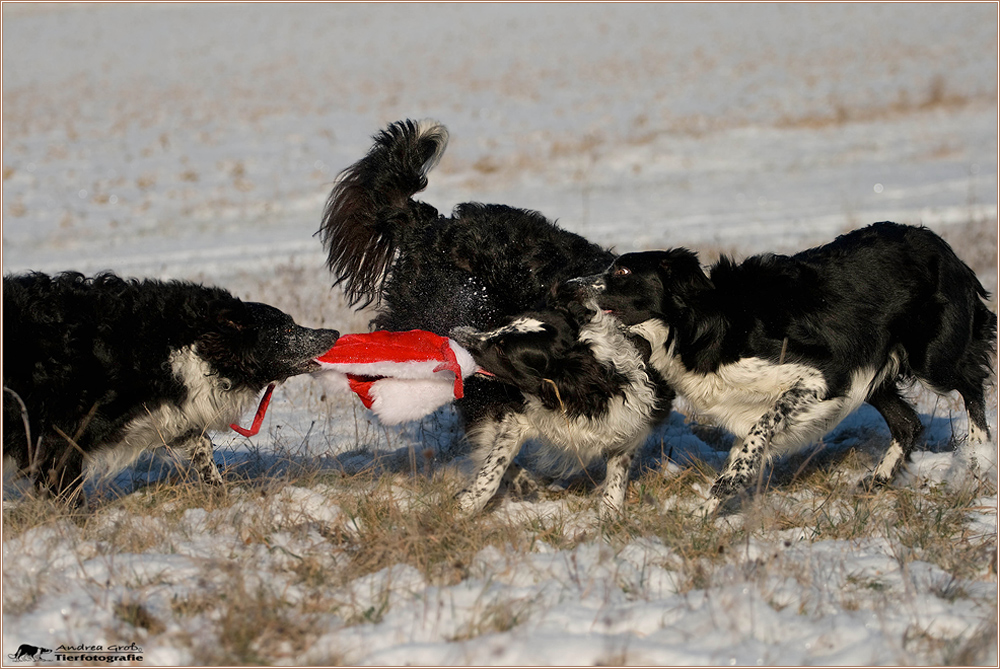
(297, 326), (340, 358)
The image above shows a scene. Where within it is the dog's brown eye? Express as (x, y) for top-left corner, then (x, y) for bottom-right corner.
(613, 266), (631, 277)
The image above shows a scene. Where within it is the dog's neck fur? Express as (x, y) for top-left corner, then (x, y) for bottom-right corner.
(659, 285), (731, 375)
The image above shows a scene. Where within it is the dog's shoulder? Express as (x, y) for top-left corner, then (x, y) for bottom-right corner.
(676, 253), (829, 371)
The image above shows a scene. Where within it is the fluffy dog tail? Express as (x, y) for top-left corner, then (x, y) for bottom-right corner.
(319, 119), (449, 307)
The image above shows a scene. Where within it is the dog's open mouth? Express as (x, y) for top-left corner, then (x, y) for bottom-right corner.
(300, 359), (323, 373)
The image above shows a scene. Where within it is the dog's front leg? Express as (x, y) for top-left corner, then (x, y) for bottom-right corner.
(599, 430), (649, 519)
(174, 430), (224, 486)
(599, 450), (633, 520)
(457, 414), (530, 515)
(701, 383), (821, 515)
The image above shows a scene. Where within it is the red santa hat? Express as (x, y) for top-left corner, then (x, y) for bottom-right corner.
(312, 330), (479, 425)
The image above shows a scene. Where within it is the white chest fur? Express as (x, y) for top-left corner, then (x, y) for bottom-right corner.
(522, 310), (660, 468)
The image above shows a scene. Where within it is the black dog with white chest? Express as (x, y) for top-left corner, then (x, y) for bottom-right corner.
(573, 222), (996, 513)
(451, 305), (673, 516)
(3, 271), (340, 498)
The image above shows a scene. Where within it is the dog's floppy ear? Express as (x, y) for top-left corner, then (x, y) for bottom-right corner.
(536, 350), (620, 416)
(217, 311), (247, 333)
(194, 301), (256, 373)
(658, 248), (713, 303)
(501, 336), (563, 403)
(509, 346), (551, 379)
(208, 300), (251, 333)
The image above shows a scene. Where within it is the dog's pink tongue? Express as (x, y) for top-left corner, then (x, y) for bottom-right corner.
(230, 383), (275, 437)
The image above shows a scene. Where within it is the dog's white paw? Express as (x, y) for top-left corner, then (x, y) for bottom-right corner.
(694, 495), (721, 519)
(501, 464), (540, 498)
(455, 489), (487, 516)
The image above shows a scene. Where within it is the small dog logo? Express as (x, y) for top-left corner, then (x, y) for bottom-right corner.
(8, 644), (53, 661)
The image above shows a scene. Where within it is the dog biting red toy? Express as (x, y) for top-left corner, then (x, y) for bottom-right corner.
(231, 330), (477, 436)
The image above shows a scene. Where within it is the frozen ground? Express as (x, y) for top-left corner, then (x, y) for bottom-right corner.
(2, 3), (998, 666)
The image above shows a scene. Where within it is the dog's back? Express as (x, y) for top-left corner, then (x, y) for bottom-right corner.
(706, 223), (995, 385)
(826, 222), (992, 377)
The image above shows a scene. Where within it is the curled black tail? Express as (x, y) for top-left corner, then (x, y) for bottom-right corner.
(319, 119), (449, 307)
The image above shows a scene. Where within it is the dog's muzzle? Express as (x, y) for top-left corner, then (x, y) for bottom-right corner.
(561, 274), (606, 299)
(286, 326), (341, 375)
(449, 326), (483, 349)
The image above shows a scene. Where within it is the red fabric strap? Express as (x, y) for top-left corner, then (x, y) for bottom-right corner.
(230, 383), (275, 437)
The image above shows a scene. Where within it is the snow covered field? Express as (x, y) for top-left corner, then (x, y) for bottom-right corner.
(2, 3), (997, 665)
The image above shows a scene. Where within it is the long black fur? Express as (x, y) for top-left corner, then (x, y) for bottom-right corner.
(3, 271), (339, 497)
(578, 221), (996, 509)
(318, 119), (618, 425)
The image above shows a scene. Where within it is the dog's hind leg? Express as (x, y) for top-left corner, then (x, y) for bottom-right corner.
(175, 431), (224, 486)
(862, 383), (924, 488)
(950, 381), (992, 477)
(457, 413), (531, 515)
(962, 303), (997, 447)
(958, 383), (992, 447)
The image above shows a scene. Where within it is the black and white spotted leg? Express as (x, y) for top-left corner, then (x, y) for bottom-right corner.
(701, 383), (823, 515)
(599, 450), (634, 519)
(456, 414), (531, 515)
(175, 431), (224, 486)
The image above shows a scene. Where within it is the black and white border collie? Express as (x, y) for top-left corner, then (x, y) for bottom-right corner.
(573, 222), (996, 513)
(451, 306), (674, 516)
(319, 120), (675, 514)
(3, 271), (339, 499)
